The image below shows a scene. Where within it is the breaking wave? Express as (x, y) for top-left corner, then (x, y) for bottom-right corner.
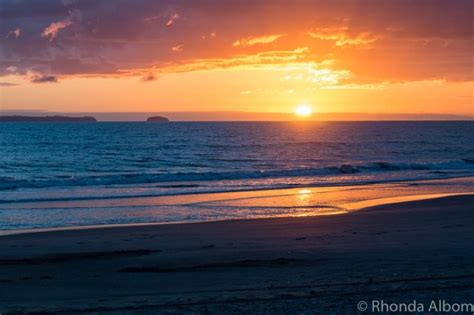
(1, 159), (473, 191)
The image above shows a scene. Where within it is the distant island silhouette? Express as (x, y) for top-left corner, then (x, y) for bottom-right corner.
(1, 111), (472, 122)
(146, 116), (169, 122)
(0, 115), (97, 122)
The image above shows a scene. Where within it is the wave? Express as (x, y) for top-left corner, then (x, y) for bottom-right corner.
(1, 159), (473, 191)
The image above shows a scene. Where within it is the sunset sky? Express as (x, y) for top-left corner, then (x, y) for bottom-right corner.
(1, 0), (472, 116)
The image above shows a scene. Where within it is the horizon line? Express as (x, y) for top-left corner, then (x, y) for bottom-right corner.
(2, 110), (473, 116)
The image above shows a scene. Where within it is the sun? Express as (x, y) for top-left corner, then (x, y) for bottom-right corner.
(295, 104), (313, 117)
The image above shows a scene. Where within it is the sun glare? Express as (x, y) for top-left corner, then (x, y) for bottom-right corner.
(295, 104), (313, 117)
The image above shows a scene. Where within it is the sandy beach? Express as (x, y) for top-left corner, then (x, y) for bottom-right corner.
(0, 194), (473, 314)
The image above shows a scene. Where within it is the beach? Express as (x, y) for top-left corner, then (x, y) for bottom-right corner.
(1, 193), (473, 314)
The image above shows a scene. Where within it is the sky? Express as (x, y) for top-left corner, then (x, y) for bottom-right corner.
(0, 0), (473, 117)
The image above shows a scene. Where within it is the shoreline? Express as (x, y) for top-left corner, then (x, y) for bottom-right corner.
(1, 175), (473, 235)
(3, 173), (474, 205)
(1, 192), (473, 237)
(0, 176), (474, 237)
(1, 194), (473, 313)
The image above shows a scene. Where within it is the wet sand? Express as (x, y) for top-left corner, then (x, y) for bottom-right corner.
(0, 194), (473, 314)
(2, 177), (474, 233)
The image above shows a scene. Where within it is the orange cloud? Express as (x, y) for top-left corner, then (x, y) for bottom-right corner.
(166, 13), (180, 27)
(171, 44), (184, 52)
(6, 28), (21, 39)
(161, 47), (310, 73)
(201, 32), (217, 40)
(232, 34), (285, 47)
(41, 19), (73, 41)
(308, 27), (379, 47)
(321, 82), (388, 90)
(137, 49), (364, 89)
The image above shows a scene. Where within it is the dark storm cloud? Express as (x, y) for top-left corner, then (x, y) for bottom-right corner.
(140, 73), (157, 82)
(30, 74), (58, 83)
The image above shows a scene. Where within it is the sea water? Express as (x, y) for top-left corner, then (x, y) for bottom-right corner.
(1, 121), (473, 230)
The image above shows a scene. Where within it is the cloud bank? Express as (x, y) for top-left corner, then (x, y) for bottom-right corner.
(1, 0), (472, 84)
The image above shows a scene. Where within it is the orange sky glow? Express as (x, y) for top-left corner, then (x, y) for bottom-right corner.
(0, 0), (472, 117)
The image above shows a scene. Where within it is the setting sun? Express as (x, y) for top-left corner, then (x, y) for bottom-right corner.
(295, 105), (313, 117)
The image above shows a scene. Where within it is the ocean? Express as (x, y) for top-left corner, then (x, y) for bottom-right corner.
(1, 121), (473, 230)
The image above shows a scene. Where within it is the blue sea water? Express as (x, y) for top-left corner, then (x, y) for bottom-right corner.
(1, 121), (473, 198)
(0, 121), (473, 230)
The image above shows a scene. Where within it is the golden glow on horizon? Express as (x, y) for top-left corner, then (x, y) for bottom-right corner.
(1, 74), (472, 116)
(298, 189), (312, 194)
(295, 105), (313, 117)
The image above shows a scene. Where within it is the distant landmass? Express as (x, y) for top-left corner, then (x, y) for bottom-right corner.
(1, 111), (472, 122)
(146, 116), (169, 122)
(0, 115), (97, 122)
